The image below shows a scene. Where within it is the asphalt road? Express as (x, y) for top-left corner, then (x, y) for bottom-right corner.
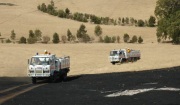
(1, 66), (180, 105)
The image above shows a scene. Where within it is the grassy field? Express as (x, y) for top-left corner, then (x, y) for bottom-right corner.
(0, 43), (180, 77)
(1, 0), (179, 77)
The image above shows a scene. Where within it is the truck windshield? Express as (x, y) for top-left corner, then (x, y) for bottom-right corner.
(110, 51), (118, 56)
(31, 57), (50, 65)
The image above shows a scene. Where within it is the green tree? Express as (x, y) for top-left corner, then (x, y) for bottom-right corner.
(50, 0), (54, 7)
(122, 18), (125, 24)
(130, 35), (138, 43)
(47, 4), (55, 14)
(67, 29), (72, 41)
(52, 33), (60, 43)
(41, 3), (47, 12)
(148, 16), (156, 27)
(155, 0), (180, 44)
(137, 19), (145, 27)
(19, 36), (26, 44)
(125, 17), (129, 24)
(117, 36), (120, 43)
(29, 30), (35, 38)
(94, 25), (102, 37)
(58, 10), (65, 18)
(138, 36), (143, 43)
(130, 17), (135, 25)
(11, 30), (16, 40)
(123, 33), (130, 43)
(65, 8), (70, 14)
(27, 30), (36, 44)
(76, 24), (88, 42)
(37, 5), (41, 10)
(34, 29), (42, 41)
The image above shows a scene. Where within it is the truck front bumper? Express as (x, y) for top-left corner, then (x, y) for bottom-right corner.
(28, 73), (50, 77)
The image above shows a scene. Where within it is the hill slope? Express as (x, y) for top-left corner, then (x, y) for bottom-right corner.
(0, 0), (157, 42)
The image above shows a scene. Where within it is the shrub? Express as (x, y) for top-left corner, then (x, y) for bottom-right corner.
(42, 36), (50, 44)
(1, 39), (4, 43)
(111, 36), (116, 43)
(138, 36), (143, 43)
(19, 36), (26, 44)
(117, 36), (120, 43)
(82, 34), (90, 43)
(71, 35), (76, 42)
(104, 35), (111, 43)
(6, 39), (11, 43)
(157, 38), (161, 43)
(27, 37), (36, 44)
(98, 36), (104, 43)
(61, 35), (67, 43)
(123, 33), (130, 43)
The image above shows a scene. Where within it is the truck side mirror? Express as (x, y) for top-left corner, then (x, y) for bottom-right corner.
(28, 59), (29, 64)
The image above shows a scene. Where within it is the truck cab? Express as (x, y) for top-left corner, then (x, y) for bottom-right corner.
(109, 48), (140, 65)
(109, 49), (126, 65)
(28, 51), (70, 84)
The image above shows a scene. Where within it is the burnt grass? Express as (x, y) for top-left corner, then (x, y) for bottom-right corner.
(1, 66), (180, 105)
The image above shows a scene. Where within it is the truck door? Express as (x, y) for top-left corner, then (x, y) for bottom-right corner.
(55, 60), (59, 71)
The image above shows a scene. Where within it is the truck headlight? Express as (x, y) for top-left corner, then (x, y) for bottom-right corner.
(29, 70), (34, 73)
(43, 70), (49, 73)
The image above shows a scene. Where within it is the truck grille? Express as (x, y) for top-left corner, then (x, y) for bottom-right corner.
(35, 70), (42, 73)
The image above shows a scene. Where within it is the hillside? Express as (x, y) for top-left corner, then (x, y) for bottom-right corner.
(0, 0), (157, 43)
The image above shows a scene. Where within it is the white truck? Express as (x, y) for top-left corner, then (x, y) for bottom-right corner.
(27, 51), (70, 84)
(109, 48), (141, 65)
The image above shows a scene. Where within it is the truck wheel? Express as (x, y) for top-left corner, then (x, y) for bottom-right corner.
(50, 72), (58, 83)
(32, 77), (36, 84)
(112, 62), (115, 65)
(62, 73), (67, 82)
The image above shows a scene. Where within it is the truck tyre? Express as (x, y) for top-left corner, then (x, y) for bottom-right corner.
(112, 62), (115, 65)
(50, 72), (58, 83)
(32, 77), (36, 84)
(62, 73), (67, 82)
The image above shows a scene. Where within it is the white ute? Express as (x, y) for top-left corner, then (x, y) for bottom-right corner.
(28, 50), (70, 84)
(109, 48), (141, 65)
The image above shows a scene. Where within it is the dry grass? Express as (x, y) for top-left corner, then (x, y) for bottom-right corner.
(0, 43), (180, 77)
(1, 0), (179, 77)
(0, 0), (157, 42)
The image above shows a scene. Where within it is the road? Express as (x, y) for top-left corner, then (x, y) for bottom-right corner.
(1, 66), (180, 105)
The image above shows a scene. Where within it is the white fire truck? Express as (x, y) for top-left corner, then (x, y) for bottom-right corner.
(109, 48), (141, 65)
(27, 50), (70, 84)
